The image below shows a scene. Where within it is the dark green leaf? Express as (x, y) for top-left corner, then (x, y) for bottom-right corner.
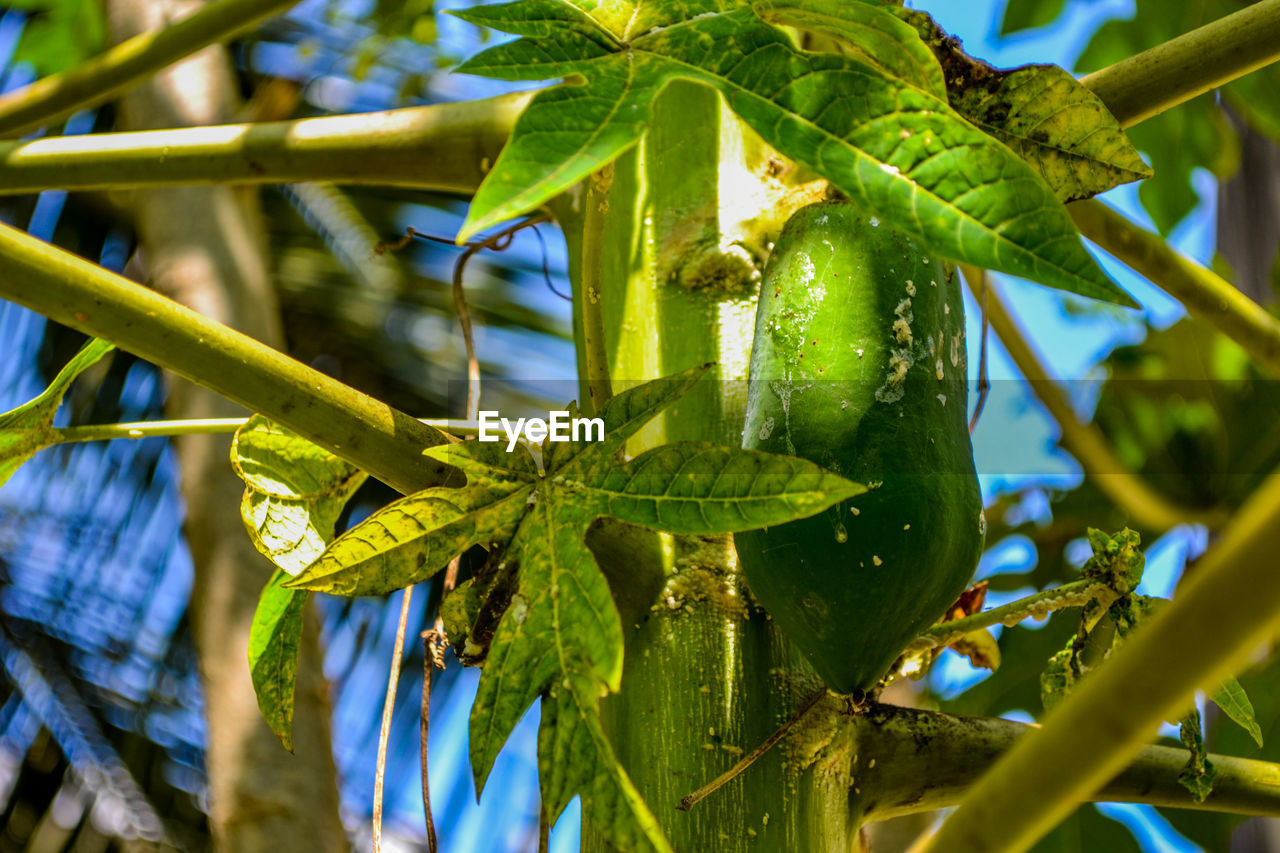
(1210, 677), (1264, 748)
(423, 438), (539, 485)
(1000, 0), (1066, 36)
(469, 497), (623, 789)
(0, 338), (113, 488)
(1177, 710), (1218, 802)
(248, 570), (309, 751)
(538, 673), (672, 852)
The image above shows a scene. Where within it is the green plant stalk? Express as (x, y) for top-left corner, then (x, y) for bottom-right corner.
(1069, 199), (1280, 375)
(561, 82), (862, 853)
(51, 416), (478, 443)
(854, 704), (1280, 822)
(904, 578), (1107, 653)
(917, 460), (1280, 853)
(1080, 0), (1280, 128)
(960, 264), (1225, 532)
(0, 93), (531, 196)
(579, 165), (614, 415)
(0, 0), (301, 137)
(0, 220), (452, 496)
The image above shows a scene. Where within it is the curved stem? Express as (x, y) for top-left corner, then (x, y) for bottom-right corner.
(51, 417), (478, 443)
(905, 578), (1106, 654)
(855, 704), (1280, 823)
(372, 585), (413, 853)
(914, 461), (1280, 853)
(1069, 199), (1280, 376)
(959, 265), (1224, 532)
(0, 0), (300, 137)
(0, 93), (532, 196)
(1081, 0), (1280, 128)
(0, 219), (452, 496)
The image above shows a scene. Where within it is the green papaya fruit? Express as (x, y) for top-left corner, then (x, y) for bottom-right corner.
(734, 201), (985, 694)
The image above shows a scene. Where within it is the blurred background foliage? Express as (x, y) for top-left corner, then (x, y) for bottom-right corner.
(0, 0), (1277, 851)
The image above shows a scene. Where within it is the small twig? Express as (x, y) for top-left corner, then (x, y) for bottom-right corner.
(903, 578), (1111, 655)
(957, 264), (1225, 532)
(50, 415), (479, 444)
(677, 689), (828, 811)
(421, 635), (439, 853)
(581, 165), (615, 413)
(538, 802), (550, 853)
(968, 267), (990, 435)
(373, 586), (414, 853)
(530, 223), (571, 302)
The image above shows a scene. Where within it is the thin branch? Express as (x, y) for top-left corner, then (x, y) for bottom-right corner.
(856, 704), (1280, 823)
(958, 264), (1225, 532)
(1069, 199), (1280, 376)
(914, 462), (1280, 853)
(0, 220), (452, 496)
(968, 265), (990, 435)
(0, 93), (532, 196)
(1081, 0), (1280, 128)
(50, 417), (478, 444)
(580, 165), (614, 414)
(373, 586), (414, 853)
(677, 689), (828, 812)
(0, 0), (300, 138)
(904, 578), (1108, 654)
(421, 635), (439, 853)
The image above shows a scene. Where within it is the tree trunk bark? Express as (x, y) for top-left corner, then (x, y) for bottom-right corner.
(104, 1), (347, 849)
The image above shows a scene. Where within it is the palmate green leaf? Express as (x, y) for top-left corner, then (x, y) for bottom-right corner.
(568, 441), (864, 533)
(755, 0), (946, 98)
(231, 416), (368, 575)
(0, 338), (113, 488)
(248, 570), (308, 751)
(468, 498), (622, 783)
(548, 362), (711, 472)
(455, 5), (1134, 306)
(423, 436), (541, 484)
(539, 672), (672, 853)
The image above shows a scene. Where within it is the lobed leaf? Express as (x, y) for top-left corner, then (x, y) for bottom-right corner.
(423, 438), (539, 485)
(284, 483), (531, 596)
(548, 363), (711, 473)
(754, 0), (946, 98)
(538, 673), (673, 852)
(451, 0), (619, 44)
(248, 570), (308, 751)
(0, 338), (113, 488)
(566, 441), (863, 533)
(469, 497), (621, 790)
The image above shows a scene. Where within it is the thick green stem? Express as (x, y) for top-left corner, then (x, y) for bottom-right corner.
(580, 165), (614, 414)
(0, 0), (300, 137)
(854, 705), (1280, 822)
(0, 94), (530, 195)
(1069, 199), (1280, 375)
(0, 221), (451, 496)
(960, 264), (1225, 532)
(917, 462), (1280, 853)
(1081, 0), (1280, 128)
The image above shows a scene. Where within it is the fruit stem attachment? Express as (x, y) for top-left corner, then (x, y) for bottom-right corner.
(677, 689), (828, 812)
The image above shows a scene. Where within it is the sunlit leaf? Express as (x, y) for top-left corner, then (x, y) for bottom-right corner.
(0, 338), (113, 488)
(1210, 677), (1264, 748)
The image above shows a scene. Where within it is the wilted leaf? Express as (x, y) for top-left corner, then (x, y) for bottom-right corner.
(1177, 710), (1218, 802)
(0, 338), (113, 488)
(231, 416), (367, 575)
(248, 570), (308, 751)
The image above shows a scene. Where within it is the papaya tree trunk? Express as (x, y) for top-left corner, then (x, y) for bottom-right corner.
(104, 1), (347, 849)
(561, 83), (864, 853)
